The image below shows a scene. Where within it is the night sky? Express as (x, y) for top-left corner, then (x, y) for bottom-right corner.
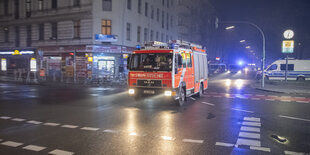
(209, 0), (310, 64)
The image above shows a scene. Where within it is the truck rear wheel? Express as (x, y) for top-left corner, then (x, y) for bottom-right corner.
(297, 77), (305, 81)
(197, 84), (203, 97)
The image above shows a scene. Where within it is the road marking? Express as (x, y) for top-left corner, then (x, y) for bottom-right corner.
(296, 101), (309, 103)
(242, 121), (261, 127)
(284, 150), (305, 155)
(81, 127), (99, 131)
(250, 146), (271, 152)
(190, 97), (196, 100)
(1, 141), (23, 147)
(160, 136), (175, 141)
(231, 108), (254, 113)
(256, 95), (265, 97)
(103, 129), (119, 133)
(49, 149), (74, 155)
(27, 120), (42, 125)
(0, 116), (11, 119)
(279, 115), (310, 122)
(251, 98), (260, 100)
(11, 118), (25, 122)
(215, 142), (234, 147)
(44, 122), (60, 126)
(182, 139), (204, 144)
(61, 125), (78, 129)
(236, 138), (261, 147)
(266, 99), (276, 101)
(23, 145), (46, 151)
(295, 97), (306, 99)
(240, 126), (260, 132)
(202, 102), (214, 106)
(281, 96), (291, 98)
(239, 132), (260, 139)
(244, 117), (260, 122)
(281, 100), (291, 102)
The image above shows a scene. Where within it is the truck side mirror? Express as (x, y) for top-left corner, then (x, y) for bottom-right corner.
(127, 55), (131, 69)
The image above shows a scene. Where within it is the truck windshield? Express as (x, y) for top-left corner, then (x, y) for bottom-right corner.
(129, 53), (173, 71)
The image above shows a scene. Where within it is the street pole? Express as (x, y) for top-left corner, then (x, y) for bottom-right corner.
(285, 54), (288, 82)
(218, 21), (266, 88)
(74, 49), (76, 84)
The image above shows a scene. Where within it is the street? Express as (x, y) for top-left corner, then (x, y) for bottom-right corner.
(0, 74), (309, 155)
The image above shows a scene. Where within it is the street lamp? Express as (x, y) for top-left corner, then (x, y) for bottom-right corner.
(240, 40), (246, 43)
(225, 26), (235, 30)
(246, 46), (251, 49)
(218, 20), (266, 88)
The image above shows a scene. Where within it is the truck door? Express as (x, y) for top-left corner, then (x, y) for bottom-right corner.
(185, 53), (194, 90)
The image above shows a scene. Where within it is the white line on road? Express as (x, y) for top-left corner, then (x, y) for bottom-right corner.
(1, 141), (23, 147)
(190, 97), (196, 100)
(250, 146), (271, 152)
(103, 129), (119, 133)
(281, 96), (291, 98)
(44, 122), (60, 126)
(215, 142), (234, 147)
(240, 126), (260, 132)
(284, 150), (305, 155)
(81, 127), (100, 131)
(231, 108), (254, 113)
(236, 138), (261, 147)
(49, 149), (74, 155)
(27, 120), (42, 125)
(23, 145), (46, 151)
(279, 115), (310, 122)
(202, 102), (215, 106)
(160, 136), (175, 141)
(266, 99), (276, 101)
(11, 118), (25, 122)
(239, 132), (260, 139)
(281, 100), (291, 102)
(182, 139), (204, 144)
(0, 116), (11, 119)
(244, 117), (260, 122)
(296, 101), (309, 103)
(242, 121), (261, 127)
(61, 125), (78, 129)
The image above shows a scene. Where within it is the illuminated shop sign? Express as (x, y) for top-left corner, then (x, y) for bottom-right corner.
(1, 58), (7, 71)
(0, 50), (35, 55)
(30, 58), (37, 72)
(95, 34), (118, 42)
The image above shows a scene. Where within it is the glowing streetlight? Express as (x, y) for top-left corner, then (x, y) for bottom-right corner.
(246, 46), (251, 49)
(225, 26), (235, 30)
(240, 40), (246, 43)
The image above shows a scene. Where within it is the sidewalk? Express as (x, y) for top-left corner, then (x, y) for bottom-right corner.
(252, 80), (310, 95)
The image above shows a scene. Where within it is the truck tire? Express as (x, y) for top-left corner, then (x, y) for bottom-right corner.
(197, 84), (203, 97)
(177, 87), (185, 106)
(297, 77), (305, 81)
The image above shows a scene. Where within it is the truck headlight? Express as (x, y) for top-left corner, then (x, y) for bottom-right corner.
(164, 90), (172, 96)
(238, 70), (242, 73)
(128, 89), (135, 95)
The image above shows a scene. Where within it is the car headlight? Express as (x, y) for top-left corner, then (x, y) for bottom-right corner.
(238, 70), (242, 73)
(164, 90), (172, 96)
(128, 89), (135, 95)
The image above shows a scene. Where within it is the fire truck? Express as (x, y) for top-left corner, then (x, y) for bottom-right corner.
(127, 40), (208, 106)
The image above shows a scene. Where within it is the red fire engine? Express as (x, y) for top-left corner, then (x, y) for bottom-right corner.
(127, 40), (208, 106)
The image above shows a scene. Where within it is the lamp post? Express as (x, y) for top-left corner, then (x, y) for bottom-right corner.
(220, 21), (266, 88)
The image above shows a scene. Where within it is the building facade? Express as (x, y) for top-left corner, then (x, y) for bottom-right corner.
(0, 0), (212, 82)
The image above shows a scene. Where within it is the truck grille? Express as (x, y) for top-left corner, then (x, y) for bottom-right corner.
(137, 80), (162, 87)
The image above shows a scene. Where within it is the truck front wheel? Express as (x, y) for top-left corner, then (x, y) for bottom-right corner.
(177, 88), (185, 106)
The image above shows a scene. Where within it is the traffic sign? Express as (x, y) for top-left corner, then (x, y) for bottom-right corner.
(282, 40), (294, 53)
(283, 30), (294, 39)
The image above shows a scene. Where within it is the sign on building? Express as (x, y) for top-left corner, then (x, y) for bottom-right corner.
(282, 40), (294, 53)
(95, 34), (118, 42)
(1, 58), (7, 71)
(30, 58), (37, 72)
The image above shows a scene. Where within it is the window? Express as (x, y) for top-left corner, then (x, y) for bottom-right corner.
(4, 0), (9, 15)
(126, 23), (131, 41)
(138, 0), (141, 14)
(171, 16), (173, 28)
(267, 64), (277, 71)
(166, 13), (169, 30)
(14, 0), (19, 19)
(38, 0), (44, 10)
(167, 0), (169, 8)
(26, 0), (31, 18)
(73, 0), (80, 6)
(161, 33), (164, 42)
(137, 26), (141, 42)
(102, 0), (112, 11)
(73, 21), (81, 38)
(144, 28), (148, 42)
(156, 8), (159, 22)
(166, 35), (168, 42)
(145, 2), (148, 17)
(39, 24), (44, 40)
(150, 30), (154, 41)
(171, 0), (173, 6)
(186, 53), (192, 67)
(162, 0), (165, 6)
(101, 20), (111, 35)
(156, 32), (159, 41)
(127, 0), (131, 10)
(51, 22), (57, 39)
(51, 0), (57, 9)
(280, 64), (294, 71)
(26, 25), (32, 47)
(15, 26), (20, 47)
(151, 6), (154, 19)
(4, 27), (9, 42)
(162, 11), (164, 28)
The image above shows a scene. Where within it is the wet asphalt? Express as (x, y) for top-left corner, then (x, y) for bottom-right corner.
(0, 73), (309, 155)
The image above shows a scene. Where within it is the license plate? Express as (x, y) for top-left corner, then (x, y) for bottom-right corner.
(143, 90), (155, 94)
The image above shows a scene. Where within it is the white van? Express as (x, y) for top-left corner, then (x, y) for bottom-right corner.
(264, 59), (310, 80)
